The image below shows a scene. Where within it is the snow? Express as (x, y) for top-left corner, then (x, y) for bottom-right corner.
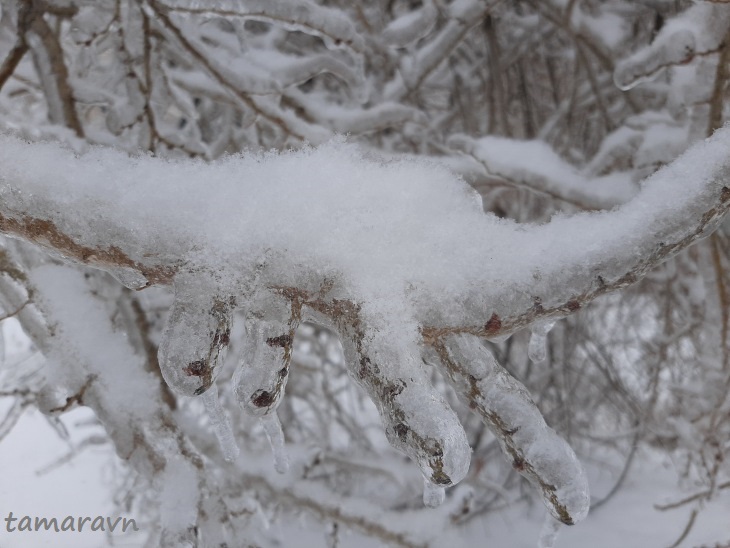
(28, 265), (160, 420)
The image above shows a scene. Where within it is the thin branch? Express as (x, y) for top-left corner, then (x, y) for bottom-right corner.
(0, 40), (29, 93)
(242, 474), (427, 548)
(654, 481), (730, 511)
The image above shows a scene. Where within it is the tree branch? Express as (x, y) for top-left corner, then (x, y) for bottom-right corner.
(0, 128), (728, 341)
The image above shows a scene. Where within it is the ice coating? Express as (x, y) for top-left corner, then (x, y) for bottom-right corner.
(528, 321), (555, 364)
(332, 319), (472, 489)
(158, 275), (234, 397)
(422, 478), (445, 508)
(261, 412), (289, 474)
(435, 334), (589, 524)
(202, 384), (240, 462)
(233, 297), (297, 417)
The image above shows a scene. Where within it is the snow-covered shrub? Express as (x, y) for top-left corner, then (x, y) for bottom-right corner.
(1, 1), (729, 546)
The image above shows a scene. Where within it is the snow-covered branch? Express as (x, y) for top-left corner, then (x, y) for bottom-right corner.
(0, 127), (728, 335)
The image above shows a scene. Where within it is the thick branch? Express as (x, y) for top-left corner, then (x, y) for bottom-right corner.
(0, 128), (729, 341)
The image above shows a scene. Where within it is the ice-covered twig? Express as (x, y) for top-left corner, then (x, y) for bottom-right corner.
(1, 126), (730, 519)
(21, 2), (84, 137)
(240, 471), (427, 548)
(282, 91), (427, 134)
(234, 296), (299, 417)
(320, 302), (472, 490)
(429, 334), (589, 524)
(3, 259), (236, 545)
(158, 275), (234, 397)
(282, 289), (473, 491)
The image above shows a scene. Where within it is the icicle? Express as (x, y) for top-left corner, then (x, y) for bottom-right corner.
(261, 412), (289, 474)
(528, 321), (555, 363)
(201, 384), (239, 462)
(423, 477), (445, 508)
(538, 513), (563, 548)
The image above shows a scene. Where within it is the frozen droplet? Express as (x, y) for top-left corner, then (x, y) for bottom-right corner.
(261, 413), (289, 474)
(528, 321), (554, 363)
(423, 478), (445, 508)
(202, 385), (239, 462)
(538, 514), (562, 548)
